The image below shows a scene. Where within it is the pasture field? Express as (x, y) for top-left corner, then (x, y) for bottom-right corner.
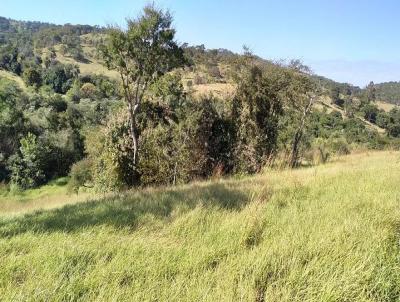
(0, 151), (399, 301)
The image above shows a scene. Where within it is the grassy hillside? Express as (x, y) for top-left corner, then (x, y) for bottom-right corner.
(50, 44), (120, 80)
(1, 151), (399, 301)
(316, 96), (387, 134)
(0, 69), (26, 90)
(376, 100), (397, 112)
(0, 178), (94, 216)
(45, 36), (399, 127)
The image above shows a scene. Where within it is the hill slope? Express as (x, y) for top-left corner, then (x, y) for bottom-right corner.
(1, 151), (399, 301)
(375, 81), (400, 105)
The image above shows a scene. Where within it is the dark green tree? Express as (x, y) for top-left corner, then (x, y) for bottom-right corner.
(366, 81), (376, 103)
(362, 103), (379, 124)
(43, 63), (79, 94)
(0, 78), (27, 181)
(23, 67), (42, 87)
(232, 65), (283, 173)
(7, 133), (48, 189)
(100, 5), (186, 182)
(330, 86), (344, 107)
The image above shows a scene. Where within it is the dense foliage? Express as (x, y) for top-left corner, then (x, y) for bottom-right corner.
(374, 81), (400, 105)
(1, 8), (399, 193)
(0, 70), (118, 188)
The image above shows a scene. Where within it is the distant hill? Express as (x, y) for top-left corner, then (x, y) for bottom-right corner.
(0, 16), (374, 100)
(0, 15), (397, 124)
(311, 74), (361, 95)
(0, 16), (101, 47)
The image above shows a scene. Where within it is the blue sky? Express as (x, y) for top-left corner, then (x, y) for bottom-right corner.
(2, 0), (400, 87)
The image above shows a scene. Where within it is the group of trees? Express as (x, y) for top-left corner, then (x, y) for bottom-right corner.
(73, 64), (317, 192)
(1, 6), (399, 194)
(68, 6), (320, 192)
(365, 105), (400, 137)
(0, 17), (116, 191)
(0, 64), (119, 190)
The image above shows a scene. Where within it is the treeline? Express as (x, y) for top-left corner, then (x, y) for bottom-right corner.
(67, 6), (394, 192)
(0, 7), (399, 194)
(0, 16), (101, 46)
(69, 60), (393, 192)
(373, 81), (400, 105)
(71, 64), (312, 191)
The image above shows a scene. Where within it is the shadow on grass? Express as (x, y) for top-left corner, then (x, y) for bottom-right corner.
(0, 183), (249, 238)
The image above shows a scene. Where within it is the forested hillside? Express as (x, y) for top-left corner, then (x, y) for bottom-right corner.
(373, 81), (400, 105)
(0, 10), (399, 194)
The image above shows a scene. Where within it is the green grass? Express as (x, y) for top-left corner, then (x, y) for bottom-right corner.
(0, 70), (27, 91)
(0, 178), (94, 215)
(0, 151), (399, 301)
(50, 44), (120, 80)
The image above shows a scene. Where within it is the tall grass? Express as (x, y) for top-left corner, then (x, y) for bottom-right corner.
(0, 151), (399, 301)
(0, 177), (94, 216)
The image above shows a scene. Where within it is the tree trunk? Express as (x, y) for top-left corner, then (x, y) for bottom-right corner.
(289, 96), (315, 168)
(128, 102), (138, 164)
(127, 102), (140, 186)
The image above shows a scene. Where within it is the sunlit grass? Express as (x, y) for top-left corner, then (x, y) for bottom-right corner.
(50, 44), (120, 79)
(0, 177), (94, 216)
(0, 69), (27, 91)
(0, 151), (399, 301)
(376, 100), (397, 112)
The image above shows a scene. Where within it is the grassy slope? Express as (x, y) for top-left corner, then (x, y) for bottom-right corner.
(0, 178), (94, 216)
(377, 100), (397, 112)
(317, 96), (387, 134)
(50, 44), (120, 80)
(0, 151), (399, 301)
(0, 69), (27, 91)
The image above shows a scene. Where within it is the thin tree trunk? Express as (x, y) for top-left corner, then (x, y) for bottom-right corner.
(289, 129), (303, 168)
(289, 96), (315, 168)
(173, 162), (177, 185)
(128, 102), (138, 165)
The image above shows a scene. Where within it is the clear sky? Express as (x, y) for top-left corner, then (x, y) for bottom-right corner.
(2, 0), (400, 87)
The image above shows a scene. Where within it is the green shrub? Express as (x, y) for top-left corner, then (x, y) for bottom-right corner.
(23, 67), (42, 87)
(86, 111), (136, 192)
(43, 62), (79, 94)
(7, 133), (48, 189)
(67, 158), (92, 193)
(309, 138), (330, 165)
(139, 124), (191, 186)
(139, 98), (235, 186)
(65, 80), (81, 103)
(232, 66), (283, 173)
(327, 137), (351, 155)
